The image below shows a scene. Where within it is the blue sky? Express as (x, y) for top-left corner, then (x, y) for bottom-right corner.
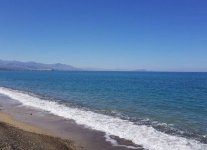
(0, 0), (207, 71)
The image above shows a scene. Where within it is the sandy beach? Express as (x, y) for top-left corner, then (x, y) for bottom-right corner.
(0, 111), (77, 150)
(0, 94), (143, 150)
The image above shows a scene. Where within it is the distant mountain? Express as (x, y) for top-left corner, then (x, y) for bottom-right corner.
(0, 60), (79, 71)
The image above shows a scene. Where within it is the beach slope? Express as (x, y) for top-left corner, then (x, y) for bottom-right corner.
(0, 112), (77, 150)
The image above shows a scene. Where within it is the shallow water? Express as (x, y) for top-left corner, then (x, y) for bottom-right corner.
(0, 71), (206, 150)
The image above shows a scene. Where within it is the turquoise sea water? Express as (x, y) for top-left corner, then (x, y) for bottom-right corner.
(0, 71), (206, 147)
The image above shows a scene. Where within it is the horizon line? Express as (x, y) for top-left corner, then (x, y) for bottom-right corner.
(0, 59), (207, 73)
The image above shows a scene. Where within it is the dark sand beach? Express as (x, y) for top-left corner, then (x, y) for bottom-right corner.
(0, 121), (76, 150)
(0, 94), (143, 150)
(0, 101), (77, 150)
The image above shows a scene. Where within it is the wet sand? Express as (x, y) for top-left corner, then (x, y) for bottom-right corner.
(0, 100), (77, 150)
(0, 121), (76, 150)
(0, 94), (144, 150)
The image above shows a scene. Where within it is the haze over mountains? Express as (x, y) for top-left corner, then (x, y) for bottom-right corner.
(0, 60), (147, 71)
(0, 60), (79, 71)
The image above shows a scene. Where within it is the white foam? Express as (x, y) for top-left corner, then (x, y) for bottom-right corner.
(0, 87), (206, 150)
(104, 133), (139, 149)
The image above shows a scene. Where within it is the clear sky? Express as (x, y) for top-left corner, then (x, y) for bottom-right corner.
(0, 0), (207, 71)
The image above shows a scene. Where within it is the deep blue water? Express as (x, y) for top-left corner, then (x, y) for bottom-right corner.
(0, 71), (207, 143)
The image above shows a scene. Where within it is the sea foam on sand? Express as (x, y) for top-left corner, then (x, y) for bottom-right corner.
(0, 87), (206, 150)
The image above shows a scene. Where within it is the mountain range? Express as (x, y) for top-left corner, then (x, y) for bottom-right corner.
(0, 60), (79, 71)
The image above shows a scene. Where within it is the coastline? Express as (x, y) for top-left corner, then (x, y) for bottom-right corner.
(0, 94), (143, 150)
(0, 86), (207, 150)
(0, 111), (49, 135)
(0, 111), (77, 150)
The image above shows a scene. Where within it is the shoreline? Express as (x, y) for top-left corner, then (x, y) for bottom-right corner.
(0, 111), (77, 150)
(0, 111), (50, 135)
(1, 87), (206, 150)
(0, 94), (143, 150)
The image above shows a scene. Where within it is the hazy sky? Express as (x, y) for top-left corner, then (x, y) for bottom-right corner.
(0, 0), (207, 71)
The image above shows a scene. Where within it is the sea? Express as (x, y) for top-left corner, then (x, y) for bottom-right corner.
(0, 71), (206, 150)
